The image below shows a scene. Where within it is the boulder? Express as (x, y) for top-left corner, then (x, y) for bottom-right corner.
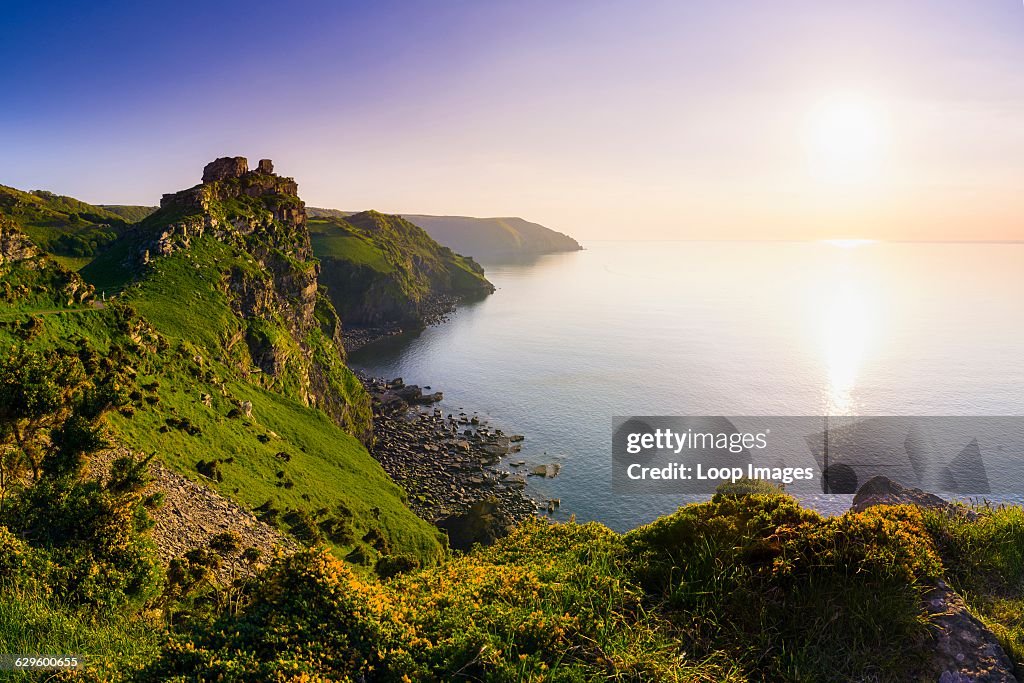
(257, 158), (274, 174)
(927, 580), (1018, 682)
(436, 498), (513, 551)
(530, 463), (561, 478)
(852, 475), (976, 519)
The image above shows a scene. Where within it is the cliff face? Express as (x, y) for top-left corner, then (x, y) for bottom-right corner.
(85, 157), (372, 442)
(311, 210), (494, 329)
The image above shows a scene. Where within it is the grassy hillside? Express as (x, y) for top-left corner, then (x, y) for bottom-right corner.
(0, 184), (129, 262)
(0, 217), (96, 311)
(310, 210), (493, 328)
(4, 163), (446, 569)
(98, 204), (158, 222)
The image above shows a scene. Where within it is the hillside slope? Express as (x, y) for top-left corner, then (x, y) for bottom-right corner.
(99, 204), (158, 222)
(307, 208), (582, 261)
(311, 210), (493, 329)
(0, 184), (131, 267)
(16, 157), (445, 566)
(0, 215), (96, 310)
(402, 214), (582, 260)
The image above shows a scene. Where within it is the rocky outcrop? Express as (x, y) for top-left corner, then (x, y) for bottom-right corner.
(852, 475), (976, 519)
(0, 217), (41, 264)
(0, 218), (94, 306)
(128, 157), (373, 442)
(437, 499), (516, 552)
(850, 477), (1014, 681)
(202, 156), (249, 183)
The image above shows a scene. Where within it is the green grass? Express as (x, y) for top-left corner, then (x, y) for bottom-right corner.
(106, 368), (443, 565)
(50, 255), (95, 271)
(311, 211), (492, 327)
(923, 504), (1024, 676)
(3, 228), (444, 568)
(309, 220), (394, 273)
(98, 205), (158, 223)
(0, 583), (163, 681)
(0, 185), (128, 258)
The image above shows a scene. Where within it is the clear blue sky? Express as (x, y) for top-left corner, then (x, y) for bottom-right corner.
(3, 0), (1023, 240)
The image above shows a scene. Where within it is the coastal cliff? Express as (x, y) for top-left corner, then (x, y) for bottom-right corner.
(400, 213), (583, 260)
(3, 158), (447, 573)
(308, 207), (583, 262)
(311, 210), (493, 337)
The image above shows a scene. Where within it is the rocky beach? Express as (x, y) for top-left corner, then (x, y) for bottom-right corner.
(359, 374), (561, 548)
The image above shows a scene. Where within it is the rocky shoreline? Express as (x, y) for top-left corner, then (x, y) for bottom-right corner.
(360, 374), (561, 547)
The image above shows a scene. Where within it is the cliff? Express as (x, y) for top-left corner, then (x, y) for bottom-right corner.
(56, 157), (445, 567)
(307, 208), (582, 261)
(311, 210), (494, 329)
(400, 214), (582, 260)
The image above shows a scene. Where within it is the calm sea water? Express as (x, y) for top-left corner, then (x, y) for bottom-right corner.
(351, 241), (1024, 531)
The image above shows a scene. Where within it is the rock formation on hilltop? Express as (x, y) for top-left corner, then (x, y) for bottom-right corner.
(0, 217), (41, 264)
(84, 156), (372, 441)
(201, 156), (249, 183)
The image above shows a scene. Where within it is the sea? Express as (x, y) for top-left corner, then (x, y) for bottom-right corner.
(351, 241), (1024, 531)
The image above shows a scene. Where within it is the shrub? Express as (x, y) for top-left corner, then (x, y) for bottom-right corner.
(374, 553), (420, 579)
(142, 548), (410, 681)
(0, 525), (47, 586)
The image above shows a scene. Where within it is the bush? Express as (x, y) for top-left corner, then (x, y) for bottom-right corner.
(142, 548), (410, 681)
(712, 476), (786, 500)
(374, 553), (420, 579)
(625, 495), (939, 679)
(0, 525), (47, 586)
(145, 520), (731, 681)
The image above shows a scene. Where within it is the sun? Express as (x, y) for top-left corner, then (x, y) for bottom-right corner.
(804, 92), (889, 186)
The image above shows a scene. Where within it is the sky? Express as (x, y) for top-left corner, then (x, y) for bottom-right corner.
(2, 0), (1023, 241)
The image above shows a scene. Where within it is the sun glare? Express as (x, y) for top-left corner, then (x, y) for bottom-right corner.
(804, 93), (889, 187)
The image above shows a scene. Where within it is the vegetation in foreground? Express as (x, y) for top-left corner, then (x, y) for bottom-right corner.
(4, 390), (1024, 683)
